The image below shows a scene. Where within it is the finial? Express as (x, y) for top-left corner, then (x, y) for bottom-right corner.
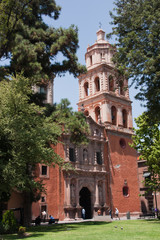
(99, 22), (102, 29)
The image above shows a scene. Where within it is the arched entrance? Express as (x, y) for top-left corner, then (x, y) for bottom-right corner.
(79, 187), (92, 219)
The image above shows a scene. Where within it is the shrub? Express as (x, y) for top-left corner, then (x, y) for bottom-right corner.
(18, 226), (26, 235)
(1, 210), (17, 233)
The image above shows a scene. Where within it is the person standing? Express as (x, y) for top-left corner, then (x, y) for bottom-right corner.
(42, 210), (46, 222)
(82, 208), (85, 219)
(115, 208), (120, 220)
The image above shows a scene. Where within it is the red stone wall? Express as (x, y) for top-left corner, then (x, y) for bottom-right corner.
(32, 141), (65, 221)
(107, 130), (141, 216)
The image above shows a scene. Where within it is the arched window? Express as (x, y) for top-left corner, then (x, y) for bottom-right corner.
(119, 81), (125, 95)
(111, 106), (117, 125)
(95, 77), (100, 92)
(122, 109), (127, 128)
(109, 75), (114, 92)
(95, 106), (101, 123)
(84, 82), (89, 97)
(90, 55), (92, 66)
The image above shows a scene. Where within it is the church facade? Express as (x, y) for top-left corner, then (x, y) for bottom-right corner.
(31, 29), (141, 220)
(7, 29), (141, 221)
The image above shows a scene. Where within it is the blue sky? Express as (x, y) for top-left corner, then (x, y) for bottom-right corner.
(48, 0), (145, 127)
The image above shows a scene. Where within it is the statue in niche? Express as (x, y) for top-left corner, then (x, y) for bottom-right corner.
(83, 149), (88, 163)
(70, 181), (76, 207)
(98, 182), (103, 206)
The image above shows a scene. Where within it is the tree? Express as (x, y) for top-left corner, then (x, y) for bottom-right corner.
(0, 0), (86, 82)
(131, 113), (160, 216)
(0, 75), (89, 224)
(108, 0), (160, 121)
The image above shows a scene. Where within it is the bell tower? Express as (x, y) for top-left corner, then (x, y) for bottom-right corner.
(78, 29), (141, 218)
(78, 29), (133, 133)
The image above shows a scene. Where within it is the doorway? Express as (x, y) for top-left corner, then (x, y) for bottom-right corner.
(79, 187), (92, 219)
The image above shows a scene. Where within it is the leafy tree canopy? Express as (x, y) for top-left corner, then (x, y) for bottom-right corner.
(0, 0), (86, 83)
(108, 0), (160, 121)
(131, 113), (160, 193)
(0, 75), (89, 205)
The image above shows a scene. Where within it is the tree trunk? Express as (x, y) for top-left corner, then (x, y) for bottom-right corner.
(23, 192), (32, 227)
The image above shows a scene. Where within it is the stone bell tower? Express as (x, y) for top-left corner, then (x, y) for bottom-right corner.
(78, 29), (133, 132)
(78, 29), (141, 218)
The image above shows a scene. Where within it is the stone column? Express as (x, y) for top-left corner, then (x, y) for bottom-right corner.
(128, 109), (133, 129)
(117, 107), (123, 127)
(106, 103), (111, 123)
(102, 180), (106, 205)
(95, 179), (99, 207)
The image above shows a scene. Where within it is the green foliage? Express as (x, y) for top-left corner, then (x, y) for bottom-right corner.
(109, 0), (160, 121)
(1, 210), (17, 234)
(0, 75), (89, 206)
(51, 99), (90, 146)
(131, 112), (160, 191)
(0, 0), (86, 82)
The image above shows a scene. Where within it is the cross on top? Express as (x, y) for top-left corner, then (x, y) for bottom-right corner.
(99, 22), (102, 29)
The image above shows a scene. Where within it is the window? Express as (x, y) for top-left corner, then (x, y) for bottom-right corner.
(95, 77), (100, 92)
(69, 148), (75, 162)
(122, 109), (127, 128)
(95, 106), (101, 123)
(42, 165), (47, 175)
(119, 80), (125, 96)
(84, 82), (89, 96)
(109, 75), (114, 91)
(111, 106), (117, 125)
(90, 55), (92, 65)
(96, 152), (102, 165)
(123, 186), (129, 197)
(41, 196), (46, 203)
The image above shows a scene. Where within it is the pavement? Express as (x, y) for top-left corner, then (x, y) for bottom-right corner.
(34, 215), (151, 226)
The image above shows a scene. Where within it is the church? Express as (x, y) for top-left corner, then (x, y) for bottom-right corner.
(8, 29), (141, 221)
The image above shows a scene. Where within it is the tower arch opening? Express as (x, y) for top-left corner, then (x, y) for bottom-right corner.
(79, 187), (92, 219)
(119, 80), (125, 96)
(111, 106), (117, 125)
(122, 109), (127, 128)
(109, 75), (114, 92)
(95, 77), (100, 92)
(95, 106), (101, 123)
(84, 82), (89, 97)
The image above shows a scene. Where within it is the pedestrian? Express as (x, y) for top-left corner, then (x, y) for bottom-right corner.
(115, 208), (120, 220)
(97, 209), (101, 216)
(42, 210), (46, 222)
(82, 208), (85, 219)
(49, 215), (55, 224)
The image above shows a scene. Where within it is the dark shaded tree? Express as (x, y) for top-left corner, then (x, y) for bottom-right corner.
(0, 0), (86, 82)
(108, 0), (160, 121)
(0, 75), (89, 224)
